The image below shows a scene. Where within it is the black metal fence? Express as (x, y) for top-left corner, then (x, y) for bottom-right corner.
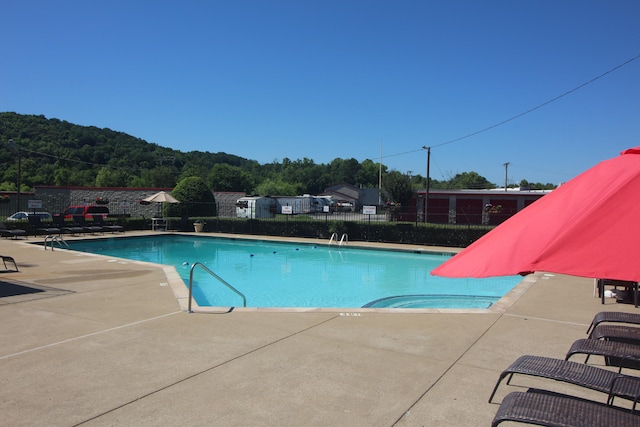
(1, 193), (495, 247)
(1, 197), (504, 227)
(214, 198), (507, 226)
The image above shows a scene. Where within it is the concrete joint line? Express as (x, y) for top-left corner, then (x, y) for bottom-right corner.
(0, 311), (182, 361)
(73, 314), (342, 425)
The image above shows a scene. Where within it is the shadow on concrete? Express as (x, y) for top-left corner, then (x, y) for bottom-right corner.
(0, 280), (44, 298)
(0, 279), (72, 303)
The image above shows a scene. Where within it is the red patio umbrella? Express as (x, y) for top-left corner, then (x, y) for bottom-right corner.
(431, 147), (640, 283)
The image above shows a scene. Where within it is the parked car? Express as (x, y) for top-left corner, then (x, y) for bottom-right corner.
(57, 205), (110, 219)
(6, 211), (53, 221)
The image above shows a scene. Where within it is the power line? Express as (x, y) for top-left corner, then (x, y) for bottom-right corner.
(18, 146), (178, 175)
(19, 146), (114, 168)
(433, 52), (640, 149)
(380, 149), (423, 159)
(15, 53), (640, 174)
(380, 52), (640, 160)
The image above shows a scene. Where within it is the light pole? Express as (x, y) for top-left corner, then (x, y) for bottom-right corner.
(422, 146), (430, 223)
(503, 162), (509, 192)
(378, 139), (382, 205)
(9, 139), (21, 211)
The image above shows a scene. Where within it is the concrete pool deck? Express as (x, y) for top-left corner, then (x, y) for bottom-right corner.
(1, 231), (638, 426)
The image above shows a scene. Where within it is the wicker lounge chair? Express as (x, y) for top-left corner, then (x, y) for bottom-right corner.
(72, 215), (103, 234)
(587, 311), (640, 335)
(488, 355), (640, 406)
(590, 324), (640, 345)
(27, 215), (61, 236)
(91, 215), (124, 233)
(492, 391), (640, 427)
(1, 255), (18, 272)
(566, 338), (640, 369)
(0, 222), (26, 239)
(53, 215), (84, 235)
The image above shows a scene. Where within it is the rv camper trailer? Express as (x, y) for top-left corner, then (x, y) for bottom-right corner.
(275, 194), (330, 214)
(235, 196), (276, 219)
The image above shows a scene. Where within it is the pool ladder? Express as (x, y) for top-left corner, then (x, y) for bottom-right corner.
(329, 232), (348, 247)
(188, 262), (246, 312)
(44, 235), (69, 251)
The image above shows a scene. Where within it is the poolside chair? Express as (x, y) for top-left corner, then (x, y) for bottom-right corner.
(27, 215), (61, 236)
(590, 324), (640, 344)
(0, 222), (27, 239)
(1, 255), (18, 272)
(53, 215), (84, 235)
(73, 215), (103, 234)
(565, 338), (640, 370)
(488, 355), (640, 407)
(492, 390), (640, 427)
(91, 215), (124, 233)
(587, 311), (640, 335)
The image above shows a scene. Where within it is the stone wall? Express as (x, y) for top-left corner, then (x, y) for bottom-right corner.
(27, 187), (242, 219)
(33, 186), (175, 218)
(213, 191), (246, 217)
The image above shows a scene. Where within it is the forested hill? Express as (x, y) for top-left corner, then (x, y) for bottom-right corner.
(1, 112), (552, 198)
(0, 112), (258, 190)
(0, 112), (392, 196)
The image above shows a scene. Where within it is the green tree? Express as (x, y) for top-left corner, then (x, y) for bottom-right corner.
(326, 158), (361, 185)
(525, 180), (557, 190)
(54, 167), (73, 186)
(355, 159), (384, 188)
(95, 167), (129, 187)
(275, 157), (330, 194)
(254, 178), (301, 196)
(381, 171), (413, 205)
(140, 166), (177, 188)
(165, 176), (216, 217)
(0, 181), (16, 191)
(207, 163), (254, 192)
(447, 172), (495, 189)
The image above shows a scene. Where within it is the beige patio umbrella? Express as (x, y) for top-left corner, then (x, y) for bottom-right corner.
(142, 191), (180, 217)
(142, 191), (180, 204)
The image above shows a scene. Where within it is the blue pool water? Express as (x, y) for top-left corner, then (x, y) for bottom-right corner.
(67, 235), (522, 309)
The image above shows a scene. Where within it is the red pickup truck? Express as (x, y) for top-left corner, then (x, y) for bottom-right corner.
(58, 205), (110, 219)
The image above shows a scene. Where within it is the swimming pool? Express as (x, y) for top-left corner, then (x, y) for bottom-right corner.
(66, 235), (522, 309)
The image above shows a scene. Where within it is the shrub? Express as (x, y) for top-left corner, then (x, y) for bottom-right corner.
(165, 176), (216, 217)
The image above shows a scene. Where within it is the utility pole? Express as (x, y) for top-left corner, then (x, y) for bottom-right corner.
(503, 162), (510, 192)
(422, 146), (431, 222)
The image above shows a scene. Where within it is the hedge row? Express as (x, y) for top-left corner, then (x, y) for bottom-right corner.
(200, 217), (493, 248)
(5, 216), (493, 248)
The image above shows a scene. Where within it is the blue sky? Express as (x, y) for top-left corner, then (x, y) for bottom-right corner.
(2, 1), (639, 186)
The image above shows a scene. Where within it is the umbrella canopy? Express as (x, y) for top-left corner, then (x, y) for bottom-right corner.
(143, 191), (180, 204)
(432, 147), (640, 282)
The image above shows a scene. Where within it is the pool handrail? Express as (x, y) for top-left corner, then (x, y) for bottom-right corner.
(188, 262), (247, 312)
(329, 233), (348, 247)
(44, 235), (69, 251)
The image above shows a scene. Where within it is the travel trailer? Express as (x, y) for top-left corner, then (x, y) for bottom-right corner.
(275, 195), (331, 214)
(235, 196), (276, 219)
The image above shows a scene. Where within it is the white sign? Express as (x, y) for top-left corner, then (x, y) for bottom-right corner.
(323, 205), (330, 213)
(282, 206), (293, 214)
(363, 205), (377, 215)
(28, 199), (43, 209)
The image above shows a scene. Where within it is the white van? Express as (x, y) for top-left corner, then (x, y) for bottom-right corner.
(6, 211), (53, 221)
